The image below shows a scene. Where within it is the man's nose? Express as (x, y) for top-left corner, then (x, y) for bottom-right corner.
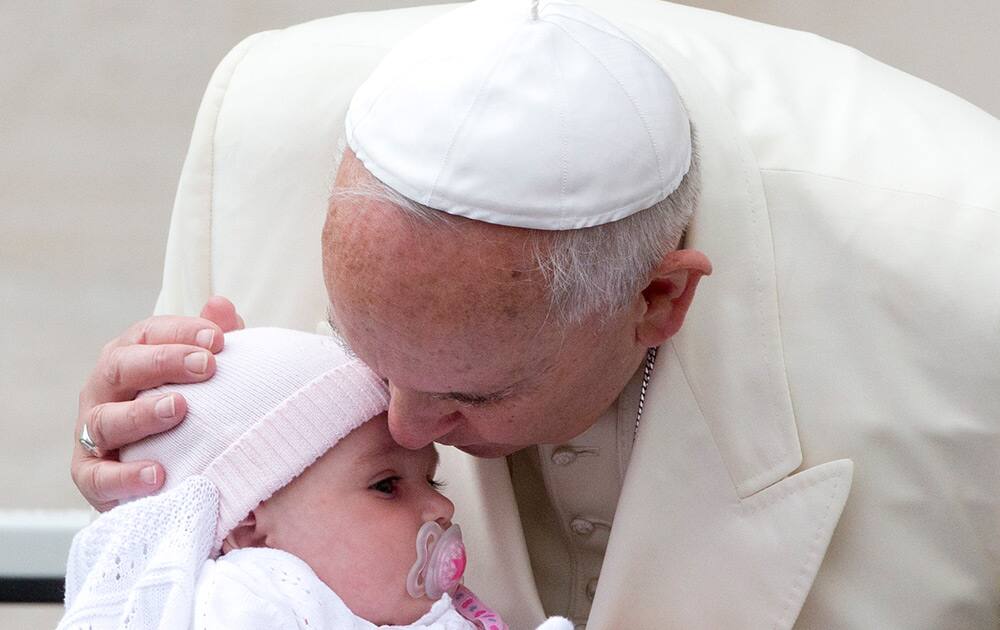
(387, 384), (460, 450)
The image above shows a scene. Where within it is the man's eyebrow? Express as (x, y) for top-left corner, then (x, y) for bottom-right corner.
(429, 386), (515, 406)
(428, 361), (552, 406)
(325, 306), (357, 358)
(325, 304), (542, 405)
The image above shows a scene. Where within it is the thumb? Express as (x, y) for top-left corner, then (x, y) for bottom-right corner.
(200, 296), (244, 332)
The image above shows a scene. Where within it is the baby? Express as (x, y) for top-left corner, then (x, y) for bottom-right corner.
(59, 327), (570, 630)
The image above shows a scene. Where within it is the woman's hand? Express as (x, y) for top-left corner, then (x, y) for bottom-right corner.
(71, 296), (243, 511)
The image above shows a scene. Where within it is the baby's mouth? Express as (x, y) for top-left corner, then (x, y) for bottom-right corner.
(406, 521), (466, 599)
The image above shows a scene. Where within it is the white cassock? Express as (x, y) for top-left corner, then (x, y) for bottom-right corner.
(154, 1), (1000, 628)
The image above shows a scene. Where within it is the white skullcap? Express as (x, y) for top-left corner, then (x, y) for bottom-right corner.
(345, 0), (692, 230)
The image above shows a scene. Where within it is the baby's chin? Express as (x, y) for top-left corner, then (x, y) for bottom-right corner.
(289, 549), (435, 624)
(322, 576), (434, 626)
(358, 592), (434, 626)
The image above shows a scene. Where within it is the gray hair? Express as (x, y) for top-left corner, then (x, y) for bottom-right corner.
(330, 130), (700, 325)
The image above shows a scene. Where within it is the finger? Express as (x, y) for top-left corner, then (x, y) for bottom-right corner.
(72, 457), (166, 511)
(119, 315), (225, 353)
(91, 344), (216, 403)
(86, 393), (186, 451)
(200, 296), (243, 332)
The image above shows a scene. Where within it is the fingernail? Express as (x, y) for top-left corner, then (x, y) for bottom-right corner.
(140, 466), (158, 486)
(195, 328), (215, 349)
(184, 351), (209, 374)
(155, 395), (176, 418)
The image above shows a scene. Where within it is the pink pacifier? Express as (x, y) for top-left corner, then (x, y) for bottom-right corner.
(406, 521), (467, 599)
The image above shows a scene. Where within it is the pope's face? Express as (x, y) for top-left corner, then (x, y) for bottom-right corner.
(322, 153), (649, 457)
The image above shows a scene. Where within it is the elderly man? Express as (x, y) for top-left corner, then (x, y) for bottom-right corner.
(71, 1), (999, 628)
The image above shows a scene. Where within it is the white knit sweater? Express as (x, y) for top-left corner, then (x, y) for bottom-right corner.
(59, 477), (571, 630)
(193, 548), (475, 630)
(58, 477), (474, 630)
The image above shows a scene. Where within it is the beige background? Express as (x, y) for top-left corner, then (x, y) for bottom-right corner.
(2, 0), (997, 624)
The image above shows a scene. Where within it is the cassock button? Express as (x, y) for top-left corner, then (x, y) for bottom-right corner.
(585, 578), (598, 601)
(569, 517), (595, 536)
(551, 447), (578, 466)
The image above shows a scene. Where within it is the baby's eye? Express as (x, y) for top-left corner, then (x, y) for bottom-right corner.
(370, 476), (400, 495)
(427, 477), (447, 490)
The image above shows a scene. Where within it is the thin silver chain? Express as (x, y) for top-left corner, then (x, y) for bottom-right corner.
(633, 346), (658, 442)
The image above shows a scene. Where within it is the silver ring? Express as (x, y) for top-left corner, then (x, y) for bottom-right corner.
(79, 423), (100, 456)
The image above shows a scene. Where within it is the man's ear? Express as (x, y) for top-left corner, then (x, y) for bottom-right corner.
(221, 511), (266, 554)
(635, 249), (712, 346)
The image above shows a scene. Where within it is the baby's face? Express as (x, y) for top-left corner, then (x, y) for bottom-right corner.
(255, 413), (454, 625)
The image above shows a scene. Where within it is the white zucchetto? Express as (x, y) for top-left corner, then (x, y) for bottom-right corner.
(345, 0), (692, 230)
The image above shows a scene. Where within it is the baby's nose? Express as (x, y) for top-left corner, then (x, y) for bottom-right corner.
(424, 490), (456, 527)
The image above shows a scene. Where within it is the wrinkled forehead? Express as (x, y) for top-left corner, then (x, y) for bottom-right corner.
(326, 184), (553, 328)
(324, 214), (560, 390)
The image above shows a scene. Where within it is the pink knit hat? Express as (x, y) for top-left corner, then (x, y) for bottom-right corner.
(120, 327), (389, 549)
(61, 328), (389, 627)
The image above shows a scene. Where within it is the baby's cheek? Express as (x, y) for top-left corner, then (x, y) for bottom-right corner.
(301, 505), (427, 622)
(326, 562), (432, 625)
(296, 533), (370, 592)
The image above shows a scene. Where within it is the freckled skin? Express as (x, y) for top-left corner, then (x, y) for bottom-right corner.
(322, 151), (650, 456)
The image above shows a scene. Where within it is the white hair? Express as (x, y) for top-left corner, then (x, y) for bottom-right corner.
(330, 130), (700, 325)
